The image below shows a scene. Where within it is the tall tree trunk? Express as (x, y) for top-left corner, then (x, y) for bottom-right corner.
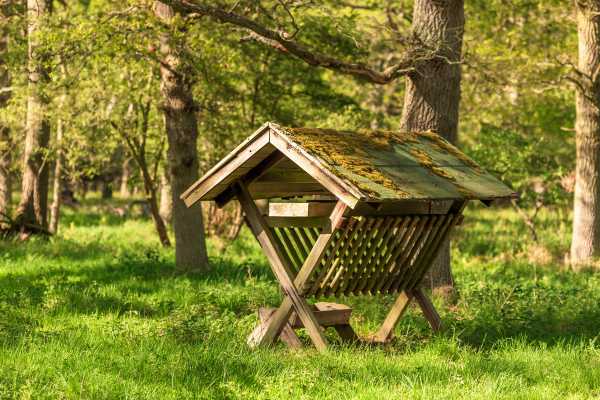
(49, 115), (63, 234)
(400, 0), (464, 297)
(15, 0), (51, 231)
(154, 1), (209, 273)
(571, 2), (600, 270)
(0, 14), (11, 218)
(159, 171), (172, 225)
(120, 157), (132, 197)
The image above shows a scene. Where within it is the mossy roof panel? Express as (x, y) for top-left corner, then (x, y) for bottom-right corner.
(274, 125), (517, 201)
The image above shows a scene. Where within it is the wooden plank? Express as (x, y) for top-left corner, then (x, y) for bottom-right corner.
(340, 217), (381, 296)
(308, 219), (356, 296)
(361, 217), (409, 295)
(275, 227), (303, 271)
(349, 200), (453, 216)
(375, 216), (428, 294)
(257, 168), (320, 183)
(215, 150), (286, 206)
(266, 216), (330, 229)
(270, 128), (362, 208)
(393, 215), (449, 293)
(285, 227), (309, 261)
(183, 133), (273, 206)
(404, 215), (457, 291)
(236, 181), (329, 351)
(354, 216), (397, 295)
(381, 216), (437, 294)
(345, 217), (385, 295)
(333, 324), (359, 343)
(388, 216), (443, 294)
(253, 307), (303, 349)
(182, 123), (270, 201)
(271, 228), (298, 274)
(250, 182), (330, 198)
(268, 202), (336, 217)
(249, 200), (347, 350)
(325, 217), (368, 296)
(289, 302), (352, 328)
(372, 291), (413, 343)
(412, 289), (442, 332)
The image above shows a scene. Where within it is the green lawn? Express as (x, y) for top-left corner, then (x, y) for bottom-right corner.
(0, 199), (599, 399)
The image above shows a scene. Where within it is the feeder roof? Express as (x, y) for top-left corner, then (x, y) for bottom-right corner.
(181, 122), (517, 209)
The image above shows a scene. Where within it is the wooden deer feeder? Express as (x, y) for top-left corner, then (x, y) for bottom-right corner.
(181, 122), (517, 351)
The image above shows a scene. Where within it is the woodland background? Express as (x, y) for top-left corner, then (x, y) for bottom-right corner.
(0, 1), (599, 399)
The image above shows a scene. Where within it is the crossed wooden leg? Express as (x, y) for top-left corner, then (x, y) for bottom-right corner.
(373, 288), (441, 343)
(236, 181), (348, 352)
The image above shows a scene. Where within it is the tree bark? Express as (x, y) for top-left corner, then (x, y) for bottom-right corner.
(49, 115), (63, 234)
(120, 157), (132, 198)
(571, 2), (600, 270)
(159, 171), (172, 225)
(154, 1), (209, 273)
(0, 16), (10, 218)
(15, 0), (51, 230)
(400, 0), (464, 297)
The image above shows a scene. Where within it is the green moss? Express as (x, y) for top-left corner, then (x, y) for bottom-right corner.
(281, 126), (485, 200)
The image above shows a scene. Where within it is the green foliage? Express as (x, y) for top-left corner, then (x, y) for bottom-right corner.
(0, 199), (599, 398)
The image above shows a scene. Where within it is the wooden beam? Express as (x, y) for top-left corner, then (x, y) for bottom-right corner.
(215, 150), (286, 207)
(236, 181), (330, 351)
(268, 202), (336, 217)
(372, 291), (413, 343)
(269, 128), (362, 209)
(251, 200), (348, 349)
(412, 288), (442, 332)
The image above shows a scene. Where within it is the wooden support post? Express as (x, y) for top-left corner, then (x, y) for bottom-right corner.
(256, 308), (303, 349)
(372, 290), (413, 343)
(412, 288), (442, 332)
(237, 181), (347, 352)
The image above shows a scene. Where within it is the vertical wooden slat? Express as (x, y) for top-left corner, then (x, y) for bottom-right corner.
(284, 227), (309, 262)
(329, 217), (372, 295)
(344, 217), (385, 295)
(389, 215), (444, 294)
(271, 227), (299, 274)
(276, 227), (304, 271)
(362, 217), (409, 295)
(296, 227), (315, 255)
(404, 214), (457, 291)
(352, 216), (395, 295)
(320, 217), (366, 296)
(308, 219), (355, 296)
(375, 216), (429, 294)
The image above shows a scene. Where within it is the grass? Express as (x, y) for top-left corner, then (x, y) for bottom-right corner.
(0, 197), (599, 399)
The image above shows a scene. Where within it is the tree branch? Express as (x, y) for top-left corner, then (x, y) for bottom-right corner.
(161, 0), (434, 84)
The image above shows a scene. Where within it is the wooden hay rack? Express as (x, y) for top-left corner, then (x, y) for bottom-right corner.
(182, 122), (517, 351)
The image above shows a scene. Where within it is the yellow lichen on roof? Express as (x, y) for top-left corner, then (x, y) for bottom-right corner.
(283, 127), (411, 197)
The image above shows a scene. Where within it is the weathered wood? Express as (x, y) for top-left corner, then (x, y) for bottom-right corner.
(372, 291), (413, 343)
(266, 216), (331, 229)
(248, 200), (347, 350)
(289, 302), (352, 328)
(268, 202), (336, 217)
(236, 181), (329, 351)
(183, 132), (273, 206)
(270, 128), (363, 208)
(252, 307), (302, 349)
(216, 150), (286, 206)
(333, 324), (359, 343)
(345, 217), (385, 295)
(412, 288), (442, 332)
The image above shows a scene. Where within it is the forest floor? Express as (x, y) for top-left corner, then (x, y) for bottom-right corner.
(0, 196), (599, 399)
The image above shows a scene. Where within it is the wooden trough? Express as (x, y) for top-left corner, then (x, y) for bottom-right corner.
(182, 122), (517, 351)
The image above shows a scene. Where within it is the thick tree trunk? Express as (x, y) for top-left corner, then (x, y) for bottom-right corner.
(49, 116), (63, 234)
(15, 0), (51, 231)
(571, 2), (600, 270)
(154, 1), (209, 273)
(0, 20), (10, 218)
(120, 157), (132, 198)
(159, 171), (172, 225)
(400, 0), (464, 297)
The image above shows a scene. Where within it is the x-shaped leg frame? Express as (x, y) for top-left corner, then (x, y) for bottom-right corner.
(235, 181), (348, 352)
(372, 288), (442, 343)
